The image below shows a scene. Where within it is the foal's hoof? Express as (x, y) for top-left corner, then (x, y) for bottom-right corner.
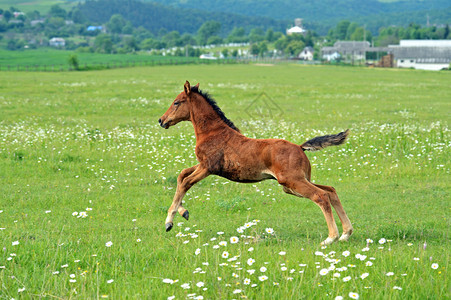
(321, 236), (338, 246)
(339, 230), (353, 242)
(165, 223), (173, 232)
(182, 210), (189, 220)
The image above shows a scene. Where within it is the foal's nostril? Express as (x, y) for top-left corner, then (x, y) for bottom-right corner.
(158, 118), (162, 124)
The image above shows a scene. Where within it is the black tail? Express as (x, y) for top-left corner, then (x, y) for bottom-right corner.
(301, 130), (350, 151)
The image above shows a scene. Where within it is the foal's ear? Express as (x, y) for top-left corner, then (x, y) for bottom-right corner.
(184, 81), (191, 96)
(194, 83), (199, 89)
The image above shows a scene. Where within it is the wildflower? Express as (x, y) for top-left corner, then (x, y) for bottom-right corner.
(107, 279), (114, 284)
(265, 228), (274, 234)
(423, 242), (427, 250)
(12, 241), (19, 246)
(168, 296), (175, 300)
(319, 268), (329, 276)
(221, 251), (229, 259)
(278, 251), (286, 256)
(105, 241), (113, 247)
(163, 279), (174, 284)
(196, 282), (204, 288)
(273, 282), (279, 286)
(52, 271), (60, 275)
(333, 272), (340, 278)
(232, 273), (239, 278)
(366, 239), (373, 244)
(349, 292), (359, 299)
(362, 247), (370, 252)
(247, 258), (255, 266)
(219, 241), (227, 247)
(431, 263), (439, 269)
(343, 276), (351, 282)
(18, 287), (26, 293)
(230, 236), (239, 244)
(315, 251), (324, 256)
(260, 266), (267, 272)
(72, 212), (78, 216)
(281, 266), (287, 271)
(386, 272), (394, 276)
(195, 248), (201, 255)
(413, 257), (419, 261)
(258, 275), (268, 281)
(407, 243), (413, 246)
(136, 239), (141, 242)
(237, 227), (244, 233)
(233, 289), (242, 294)
(69, 279), (76, 283)
(244, 278), (251, 285)
(248, 247), (254, 252)
(70, 274), (76, 278)
(45, 210), (51, 213)
(342, 250), (350, 257)
(217, 231), (224, 235)
(365, 261), (373, 266)
(360, 273), (369, 279)
(335, 296), (343, 300)
(181, 283), (190, 289)
(247, 269), (255, 275)
(393, 286), (402, 290)
(378, 238), (386, 244)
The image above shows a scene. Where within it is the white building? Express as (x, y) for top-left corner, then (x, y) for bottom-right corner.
(287, 18), (307, 35)
(299, 46), (314, 60)
(49, 37), (65, 47)
(389, 40), (451, 71)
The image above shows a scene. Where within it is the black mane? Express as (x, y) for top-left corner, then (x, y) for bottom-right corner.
(191, 86), (240, 132)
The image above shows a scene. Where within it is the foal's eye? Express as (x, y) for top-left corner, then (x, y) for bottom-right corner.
(174, 101), (180, 106)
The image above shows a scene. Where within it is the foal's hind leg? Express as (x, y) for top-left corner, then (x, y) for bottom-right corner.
(282, 179), (339, 245)
(313, 184), (353, 242)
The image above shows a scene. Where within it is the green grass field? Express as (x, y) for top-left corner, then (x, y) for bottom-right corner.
(0, 0), (75, 13)
(0, 49), (208, 71)
(0, 64), (449, 299)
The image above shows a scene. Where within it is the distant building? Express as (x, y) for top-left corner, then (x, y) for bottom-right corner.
(49, 37), (66, 47)
(299, 46), (314, 60)
(13, 12), (25, 18)
(87, 26), (103, 32)
(199, 53), (217, 60)
(287, 18), (307, 35)
(322, 41), (371, 61)
(389, 40), (451, 71)
(31, 19), (45, 26)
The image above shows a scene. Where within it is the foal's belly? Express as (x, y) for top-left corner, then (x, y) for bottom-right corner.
(216, 168), (276, 183)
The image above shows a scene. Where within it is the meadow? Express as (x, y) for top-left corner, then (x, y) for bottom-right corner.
(0, 49), (209, 71)
(0, 64), (449, 299)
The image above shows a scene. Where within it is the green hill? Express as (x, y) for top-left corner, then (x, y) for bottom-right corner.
(148, 0), (451, 33)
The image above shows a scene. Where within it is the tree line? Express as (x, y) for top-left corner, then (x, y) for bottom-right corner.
(1, 4), (449, 57)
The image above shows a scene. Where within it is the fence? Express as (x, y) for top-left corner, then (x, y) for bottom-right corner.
(0, 57), (314, 72)
(0, 57), (255, 72)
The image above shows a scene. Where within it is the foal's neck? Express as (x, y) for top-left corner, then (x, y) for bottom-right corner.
(190, 95), (233, 140)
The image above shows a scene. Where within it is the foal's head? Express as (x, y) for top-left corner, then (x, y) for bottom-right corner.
(158, 81), (198, 129)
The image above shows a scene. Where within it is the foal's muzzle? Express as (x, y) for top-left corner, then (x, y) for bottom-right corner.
(158, 118), (169, 129)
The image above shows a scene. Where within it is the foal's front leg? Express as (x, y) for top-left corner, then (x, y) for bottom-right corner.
(175, 165), (199, 221)
(165, 165), (210, 232)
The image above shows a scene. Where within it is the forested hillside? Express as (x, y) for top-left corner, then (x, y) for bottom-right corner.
(76, 0), (287, 36)
(149, 0), (451, 33)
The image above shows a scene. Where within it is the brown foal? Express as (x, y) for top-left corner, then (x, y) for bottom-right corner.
(158, 81), (353, 245)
